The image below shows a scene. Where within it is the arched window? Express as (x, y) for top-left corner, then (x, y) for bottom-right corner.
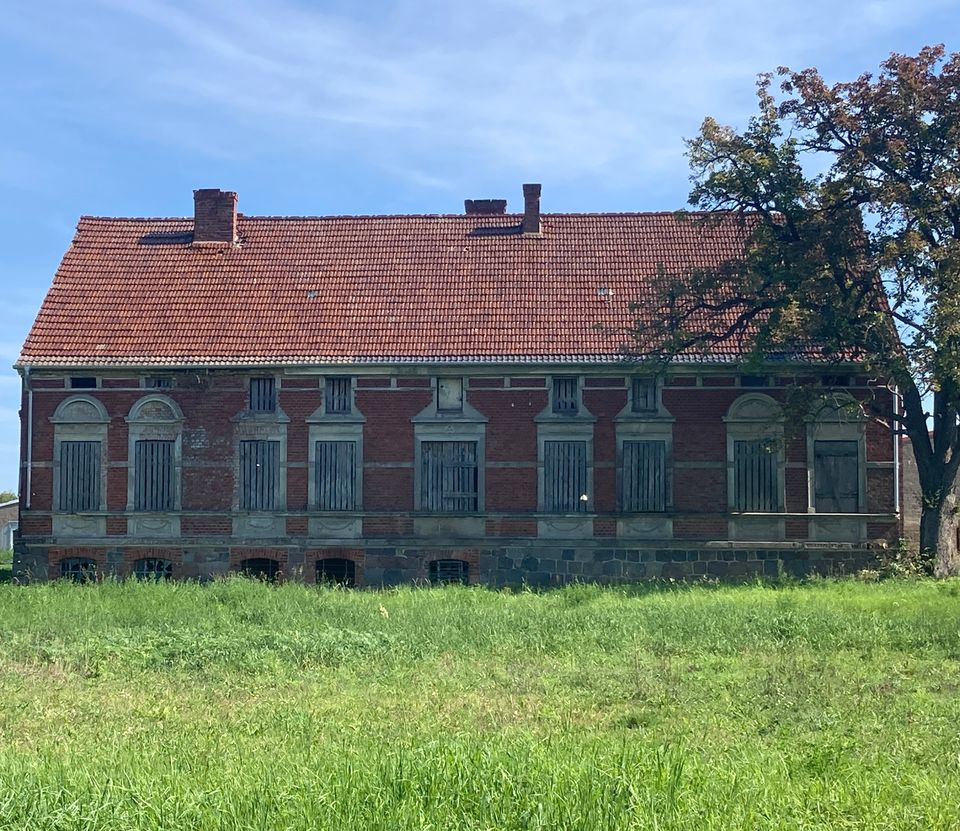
(134, 558), (173, 580)
(60, 557), (97, 583)
(724, 394), (784, 512)
(316, 558), (356, 587)
(126, 397), (184, 537)
(808, 395), (867, 541)
(429, 559), (469, 585)
(51, 398), (109, 536)
(240, 557), (280, 581)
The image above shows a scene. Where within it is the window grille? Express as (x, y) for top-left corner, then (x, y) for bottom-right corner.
(69, 376), (97, 389)
(437, 378), (464, 412)
(239, 440), (280, 511)
(420, 441), (478, 512)
(632, 378), (658, 412)
(733, 439), (779, 512)
(552, 377), (579, 414)
(316, 557), (356, 587)
(240, 557), (280, 581)
(60, 557), (97, 583)
(134, 440), (175, 512)
(315, 441), (357, 510)
(59, 440), (101, 512)
(145, 376), (172, 389)
(325, 377), (352, 414)
(621, 440), (666, 511)
(429, 559), (469, 585)
(134, 558), (173, 580)
(249, 377), (276, 412)
(543, 440), (588, 512)
(814, 440), (859, 512)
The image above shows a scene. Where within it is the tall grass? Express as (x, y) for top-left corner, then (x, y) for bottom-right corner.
(1, 578), (959, 829)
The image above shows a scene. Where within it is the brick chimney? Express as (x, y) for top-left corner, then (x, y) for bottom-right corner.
(464, 198), (507, 215)
(193, 188), (237, 244)
(522, 183), (541, 235)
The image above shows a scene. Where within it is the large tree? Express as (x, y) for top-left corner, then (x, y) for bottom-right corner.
(641, 46), (960, 575)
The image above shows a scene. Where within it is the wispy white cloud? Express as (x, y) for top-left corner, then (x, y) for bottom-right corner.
(3, 0), (948, 192)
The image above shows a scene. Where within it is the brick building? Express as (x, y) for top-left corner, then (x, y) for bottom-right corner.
(13, 186), (900, 584)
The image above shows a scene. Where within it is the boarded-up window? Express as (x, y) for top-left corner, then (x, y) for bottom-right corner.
(552, 377), (579, 414)
(134, 558), (173, 580)
(621, 440), (666, 511)
(134, 440), (175, 512)
(59, 440), (101, 512)
(437, 378), (464, 412)
(421, 441), (478, 512)
(249, 377), (276, 412)
(632, 378), (657, 412)
(544, 440), (588, 512)
(239, 440), (280, 510)
(814, 440), (860, 512)
(316, 557), (356, 587)
(315, 441), (357, 510)
(429, 559), (469, 585)
(325, 377), (352, 414)
(60, 557), (97, 582)
(733, 439), (779, 512)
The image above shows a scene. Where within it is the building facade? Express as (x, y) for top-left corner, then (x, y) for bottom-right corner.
(13, 187), (900, 584)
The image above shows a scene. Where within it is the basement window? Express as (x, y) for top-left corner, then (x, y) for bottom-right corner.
(316, 558), (356, 587)
(429, 559), (469, 585)
(60, 557), (97, 583)
(134, 558), (173, 581)
(69, 376), (97, 389)
(240, 557), (280, 581)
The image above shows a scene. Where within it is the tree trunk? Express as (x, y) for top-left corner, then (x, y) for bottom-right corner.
(920, 491), (960, 577)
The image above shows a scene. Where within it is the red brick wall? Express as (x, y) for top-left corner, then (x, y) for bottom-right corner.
(17, 370), (900, 562)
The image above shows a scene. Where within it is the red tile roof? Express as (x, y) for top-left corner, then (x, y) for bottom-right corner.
(19, 211), (774, 368)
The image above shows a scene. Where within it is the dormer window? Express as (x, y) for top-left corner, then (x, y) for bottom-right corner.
(552, 377), (579, 415)
(631, 378), (657, 413)
(325, 376), (353, 414)
(250, 377), (276, 412)
(437, 378), (464, 413)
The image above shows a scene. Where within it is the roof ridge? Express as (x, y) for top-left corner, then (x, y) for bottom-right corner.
(77, 209), (735, 223)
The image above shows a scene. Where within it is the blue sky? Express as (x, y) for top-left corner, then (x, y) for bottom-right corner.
(0, 0), (956, 491)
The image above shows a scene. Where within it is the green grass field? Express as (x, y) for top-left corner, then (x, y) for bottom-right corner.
(1, 577), (959, 829)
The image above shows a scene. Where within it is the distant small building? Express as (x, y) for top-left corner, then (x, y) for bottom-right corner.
(0, 499), (18, 551)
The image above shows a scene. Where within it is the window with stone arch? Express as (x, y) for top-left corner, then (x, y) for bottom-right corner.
(126, 396), (184, 515)
(724, 394), (785, 513)
(807, 394), (867, 542)
(51, 396), (110, 516)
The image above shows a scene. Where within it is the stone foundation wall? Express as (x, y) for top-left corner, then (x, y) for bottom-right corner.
(14, 539), (881, 585)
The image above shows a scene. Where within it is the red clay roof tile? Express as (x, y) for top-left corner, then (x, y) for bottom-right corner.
(19, 211), (774, 367)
